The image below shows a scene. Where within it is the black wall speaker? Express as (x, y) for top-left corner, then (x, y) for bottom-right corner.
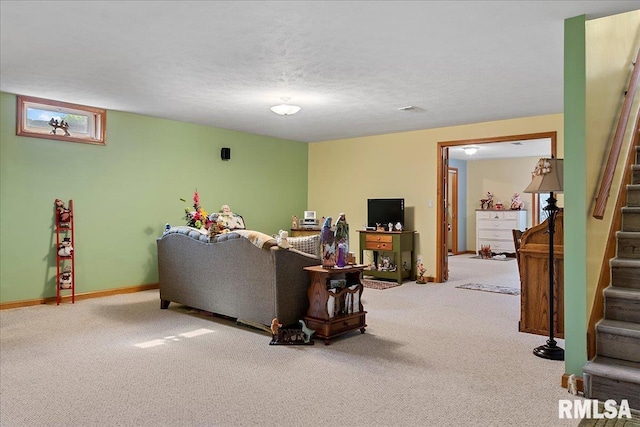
(221, 147), (231, 161)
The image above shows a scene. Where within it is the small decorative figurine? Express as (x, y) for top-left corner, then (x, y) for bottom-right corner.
(57, 237), (73, 257)
(320, 216), (336, 268)
(480, 191), (495, 210)
(416, 259), (427, 284)
(54, 199), (71, 225)
(335, 213), (349, 267)
(480, 244), (492, 259)
(269, 318), (315, 345)
(59, 265), (72, 289)
(511, 193), (524, 210)
(292, 215), (298, 229)
(48, 118), (70, 136)
(388, 222), (393, 232)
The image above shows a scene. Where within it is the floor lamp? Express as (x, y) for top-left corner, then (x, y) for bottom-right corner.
(524, 158), (564, 361)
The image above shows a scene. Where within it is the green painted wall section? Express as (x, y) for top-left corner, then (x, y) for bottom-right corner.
(0, 92), (308, 303)
(563, 15), (587, 375)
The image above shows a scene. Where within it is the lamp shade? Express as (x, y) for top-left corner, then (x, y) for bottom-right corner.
(523, 158), (564, 193)
(270, 104), (301, 116)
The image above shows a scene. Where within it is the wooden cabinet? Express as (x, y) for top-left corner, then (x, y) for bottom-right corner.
(518, 211), (563, 338)
(303, 265), (367, 345)
(291, 228), (320, 237)
(357, 230), (415, 284)
(55, 199), (75, 305)
(476, 210), (527, 255)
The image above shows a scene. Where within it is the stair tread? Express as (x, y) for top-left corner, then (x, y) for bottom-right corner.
(611, 257), (640, 267)
(604, 286), (640, 300)
(622, 206), (640, 212)
(617, 230), (640, 238)
(597, 319), (640, 337)
(584, 356), (640, 383)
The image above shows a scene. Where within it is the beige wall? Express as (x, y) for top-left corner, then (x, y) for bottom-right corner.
(584, 10), (640, 312)
(466, 156), (541, 250)
(308, 114), (563, 278)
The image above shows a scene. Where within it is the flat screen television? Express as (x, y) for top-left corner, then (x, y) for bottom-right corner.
(367, 198), (405, 228)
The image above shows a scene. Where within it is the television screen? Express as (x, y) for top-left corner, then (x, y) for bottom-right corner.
(367, 198), (405, 228)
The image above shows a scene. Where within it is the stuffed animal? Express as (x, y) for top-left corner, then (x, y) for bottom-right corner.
(277, 230), (290, 249)
(59, 266), (72, 289)
(58, 237), (73, 257)
(54, 199), (71, 224)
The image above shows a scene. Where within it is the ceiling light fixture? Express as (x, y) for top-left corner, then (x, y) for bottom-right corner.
(463, 146), (479, 156)
(270, 97), (301, 116)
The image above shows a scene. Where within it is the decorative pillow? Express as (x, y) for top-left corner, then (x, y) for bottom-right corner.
(209, 212), (246, 231)
(288, 234), (321, 257)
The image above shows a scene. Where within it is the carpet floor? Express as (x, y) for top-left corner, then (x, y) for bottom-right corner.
(0, 255), (585, 426)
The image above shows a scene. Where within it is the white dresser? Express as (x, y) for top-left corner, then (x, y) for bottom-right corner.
(475, 210), (527, 255)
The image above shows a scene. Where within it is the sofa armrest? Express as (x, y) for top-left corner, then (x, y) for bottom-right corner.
(271, 247), (320, 326)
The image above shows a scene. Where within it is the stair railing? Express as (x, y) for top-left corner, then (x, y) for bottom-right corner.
(592, 49), (640, 220)
(587, 116), (640, 360)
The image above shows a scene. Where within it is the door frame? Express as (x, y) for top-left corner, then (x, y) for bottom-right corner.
(447, 167), (459, 255)
(435, 131), (557, 282)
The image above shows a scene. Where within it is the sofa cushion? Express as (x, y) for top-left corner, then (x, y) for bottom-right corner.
(288, 234), (320, 257)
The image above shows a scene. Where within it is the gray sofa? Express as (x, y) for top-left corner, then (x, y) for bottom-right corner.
(157, 228), (320, 327)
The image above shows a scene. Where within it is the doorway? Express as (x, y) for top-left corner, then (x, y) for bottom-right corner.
(435, 132), (557, 283)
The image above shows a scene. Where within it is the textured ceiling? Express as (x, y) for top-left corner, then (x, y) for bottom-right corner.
(1, 1), (639, 143)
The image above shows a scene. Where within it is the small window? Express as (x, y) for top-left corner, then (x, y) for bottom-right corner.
(17, 95), (106, 145)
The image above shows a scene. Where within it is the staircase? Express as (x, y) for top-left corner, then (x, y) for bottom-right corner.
(583, 146), (640, 408)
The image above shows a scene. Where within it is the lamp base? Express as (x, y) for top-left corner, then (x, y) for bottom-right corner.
(533, 342), (565, 361)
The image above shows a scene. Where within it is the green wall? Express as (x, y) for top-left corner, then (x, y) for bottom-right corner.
(564, 15), (588, 375)
(0, 92), (309, 303)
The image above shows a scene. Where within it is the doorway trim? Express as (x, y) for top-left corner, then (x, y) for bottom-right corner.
(435, 131), (558, 282)
(447, 167), (459, 255)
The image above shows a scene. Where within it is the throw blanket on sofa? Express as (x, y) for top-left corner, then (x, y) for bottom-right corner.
(232, 230), (277, 249)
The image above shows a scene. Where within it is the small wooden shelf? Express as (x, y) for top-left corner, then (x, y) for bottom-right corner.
(303, 265), (367, 345)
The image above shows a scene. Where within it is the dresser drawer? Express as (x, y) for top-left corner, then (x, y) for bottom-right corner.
(330, 314), (365, 335)
(478, 219), (518, 230)
(365, 241), (393, 250)
(365, 234), (393, 243)
(478, 240), (514, 252)
(478, 229), (512, 240)
(503, 211), (521, 220)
